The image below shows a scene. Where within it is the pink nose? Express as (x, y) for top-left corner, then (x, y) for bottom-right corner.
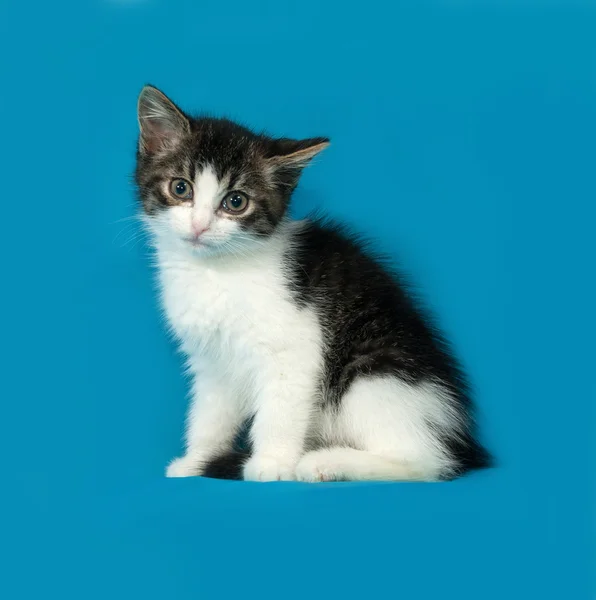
(191, 223), (208, 237)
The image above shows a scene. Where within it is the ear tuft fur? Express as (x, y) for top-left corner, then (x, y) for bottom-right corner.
(137, 85), (190, 154)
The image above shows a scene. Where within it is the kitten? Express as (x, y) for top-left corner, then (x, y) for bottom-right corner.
(134, 85), (491, 482)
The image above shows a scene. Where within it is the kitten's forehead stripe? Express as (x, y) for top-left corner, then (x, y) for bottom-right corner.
(194, 165), (222, 210)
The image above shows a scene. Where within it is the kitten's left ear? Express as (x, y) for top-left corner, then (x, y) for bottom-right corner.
(137, 85), (190, 154)
(266, 137), (330, 169)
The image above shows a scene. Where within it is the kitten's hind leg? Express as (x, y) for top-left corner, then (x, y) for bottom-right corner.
(295, 448), (434, 482)
(296, 375), (461, 482)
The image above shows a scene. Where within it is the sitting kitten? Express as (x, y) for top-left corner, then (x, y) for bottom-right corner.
(134, 85), (491, 482)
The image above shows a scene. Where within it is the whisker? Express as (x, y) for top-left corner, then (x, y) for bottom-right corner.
(112, 224), (141, 245)
(119, 232), (148, 250)
(110, 214), (142, 225)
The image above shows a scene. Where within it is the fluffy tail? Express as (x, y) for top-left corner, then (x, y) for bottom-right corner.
(437, 435), (493, 481)
(203, 451), (249, 480)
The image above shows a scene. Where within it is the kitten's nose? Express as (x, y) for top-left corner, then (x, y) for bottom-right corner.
(191, 223), (208, 238)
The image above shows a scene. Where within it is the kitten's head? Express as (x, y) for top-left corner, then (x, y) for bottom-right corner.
(135, 85), (328, 256)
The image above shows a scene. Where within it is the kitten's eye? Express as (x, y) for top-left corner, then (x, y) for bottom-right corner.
(169, 178), (193, 200)
(221, 191), (249, 214)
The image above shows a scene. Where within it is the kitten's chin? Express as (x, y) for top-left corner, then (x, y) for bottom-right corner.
(181, 237), (225, 258)
(187, 238), (209, 250)
(186, 243), (214, 257)
(178, 235), (213, 251)
(167, 232), (263, 258)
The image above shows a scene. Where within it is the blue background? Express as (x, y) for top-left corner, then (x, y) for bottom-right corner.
(1, 1), (594, 598)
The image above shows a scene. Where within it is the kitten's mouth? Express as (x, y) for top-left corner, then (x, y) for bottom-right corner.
(183, 236), (211, 249)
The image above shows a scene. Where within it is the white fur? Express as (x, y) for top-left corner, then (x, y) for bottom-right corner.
(150, 169), (460, 482)
(297, 377), (462, 481)
(295, 449), (428, 482)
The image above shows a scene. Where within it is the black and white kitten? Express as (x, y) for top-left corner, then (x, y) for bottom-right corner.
(135, 85), (491, 482)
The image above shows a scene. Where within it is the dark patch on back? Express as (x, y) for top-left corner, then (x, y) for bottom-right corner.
(285, 218), (492, 475)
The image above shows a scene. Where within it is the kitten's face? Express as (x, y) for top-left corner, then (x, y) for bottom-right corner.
(135, 86), (328, 257)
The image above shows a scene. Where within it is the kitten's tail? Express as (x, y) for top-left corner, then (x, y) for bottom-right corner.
(203, 451), (249, 480)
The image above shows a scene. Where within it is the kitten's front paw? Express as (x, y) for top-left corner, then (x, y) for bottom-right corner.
(243, 455), (296, 482)
(295, 451), (338, 482)
(166, 456), (202, 478)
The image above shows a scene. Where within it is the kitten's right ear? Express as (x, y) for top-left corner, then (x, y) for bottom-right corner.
(137, 86), (190, 154)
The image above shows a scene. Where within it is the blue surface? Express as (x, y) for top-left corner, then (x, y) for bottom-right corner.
(1, 1), (594, 598)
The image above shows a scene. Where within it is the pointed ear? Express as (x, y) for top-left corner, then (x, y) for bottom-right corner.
(266, 137), (330, 168)
(137, 85), (190, 154)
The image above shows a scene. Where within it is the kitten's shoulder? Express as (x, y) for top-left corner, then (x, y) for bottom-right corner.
(287, 216), (369, 256)
(283, 216), (395, 305)
(286, 216), (386, 272)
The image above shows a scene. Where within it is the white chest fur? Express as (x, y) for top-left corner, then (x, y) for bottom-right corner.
(155, 239), (323, 397)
